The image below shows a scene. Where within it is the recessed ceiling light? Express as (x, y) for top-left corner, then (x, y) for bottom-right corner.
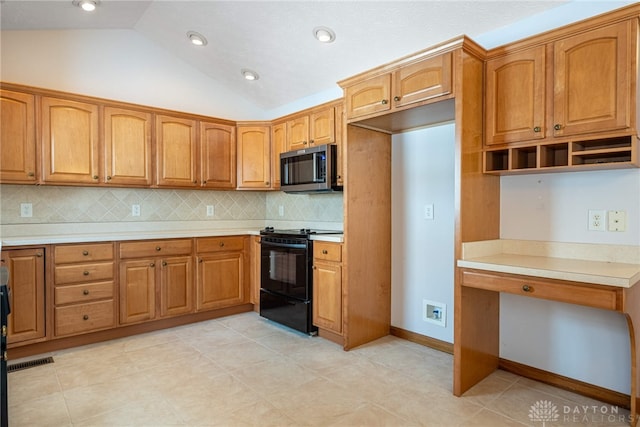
(241, 69), (259, 81)
(187, 31), (208, 46)
(73, 0), (98, 12)
(313, 26), (336, 43)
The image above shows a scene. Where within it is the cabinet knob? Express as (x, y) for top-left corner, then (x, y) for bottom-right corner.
(522, 284), (532, 292)
(265, 182), (270, 186)
(310, 140), (314, 145)
(219, 242), (225, 247)
(322, 249), (328, 254)
(150, 263), (155, 268)
(199, 258), (203, 263)
(381, 99), (388, 105)
(83, 315), (89, 320)
(83, 289), (89, 295)
(156, 246), (161, 251)
(203, 180), (207, 184)
(83, 270), (90, 276)
(162, 261), (167, 266)
(36, 253), (43, 257)
(554, 124), (562, 131)
(106, 176), (112, 181)
(393, 96), (400, 102)
(533, 126), (541, 133)
(303, 141), (308, 145)
(193, 180), (198, 184)
(93, 175), (99, 180)
(27, 172), (35, 177)
(312, 265), (317, 270)
(82, 250), (89, 256)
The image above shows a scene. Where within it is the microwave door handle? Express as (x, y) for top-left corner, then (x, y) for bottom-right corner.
(312, 153), (318, 181)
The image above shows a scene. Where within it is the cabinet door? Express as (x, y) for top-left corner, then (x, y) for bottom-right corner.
(334, 104), (345, 186)
(200, 122), (236, 189)
(312, 259), (342, 334)
(104, 107), (152, 186)
(553, 21), (632, 137)
(485, 46), (546, 145)
(196, 252), (243, 311)
(345, 74), (391, 120)
(0, 90), (37, 183)
(393, 52), (452, 108)
(287, 116), (309, 150)
(42, 97), (100, 184)
(236, 125), (271, 189)
(1, 248), (45, 345)
(310, 108), (336, 146)
(119, 259), (156, 324)
(159, 256), (194, 317)
(156, 115), (198, 187)
(271, 122), (286, 190)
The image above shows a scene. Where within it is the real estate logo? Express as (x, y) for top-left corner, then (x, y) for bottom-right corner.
(529, 400), (559, 426)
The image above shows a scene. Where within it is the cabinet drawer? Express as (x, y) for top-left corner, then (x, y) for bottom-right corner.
(314, 242), (342, 262)
(54, 262), (114, 285)
(55, 243), (114, 264)
(196, 236), (244, 253)
(54, 300), (115, 336)
(119, 239), (193, 258)
(461, 270), (623, 311)
(55, 281), (114, 305)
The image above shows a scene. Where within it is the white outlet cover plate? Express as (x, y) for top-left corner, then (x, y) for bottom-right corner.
(588, 209), (606, 231)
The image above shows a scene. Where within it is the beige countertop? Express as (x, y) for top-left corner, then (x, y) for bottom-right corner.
(458, 239), (640, 288)
(1, 221), (344, 246)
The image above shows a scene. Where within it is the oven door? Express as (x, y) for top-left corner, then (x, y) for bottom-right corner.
(260, 238), (311, 301)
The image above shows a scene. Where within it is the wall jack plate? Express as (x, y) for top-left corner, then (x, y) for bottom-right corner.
(608, 210), (626, 232)
(423, 299), (446, 327)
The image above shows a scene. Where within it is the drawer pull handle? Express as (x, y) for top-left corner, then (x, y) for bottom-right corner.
(322, 250), (328, 254)
(83, 289), (89, 295)
(156, 246), (161, 251)
(83, 315), (89, 321)
(522, 285), (532, 292)
(83, 250), (89, 256)
(83, 271), (90, 276)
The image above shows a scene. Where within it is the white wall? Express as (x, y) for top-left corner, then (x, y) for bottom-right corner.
(391, 123), (455, 343)
(0, 30), (266, 120)
(500, 169), (640, 394)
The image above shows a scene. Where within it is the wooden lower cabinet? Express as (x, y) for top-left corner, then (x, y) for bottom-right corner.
(118, 239), (194, 325)
(53, 243), (116, 337)
(196, 236), (247, 311)
(1, 248), (46, 346)
(312, 242), (343, 334)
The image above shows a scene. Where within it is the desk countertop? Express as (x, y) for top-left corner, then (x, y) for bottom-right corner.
(458, 240), (640, 288)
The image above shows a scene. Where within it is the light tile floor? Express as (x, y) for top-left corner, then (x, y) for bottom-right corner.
(6, 312), (631, 426)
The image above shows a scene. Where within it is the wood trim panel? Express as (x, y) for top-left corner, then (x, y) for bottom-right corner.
(389, 326), (453, 354)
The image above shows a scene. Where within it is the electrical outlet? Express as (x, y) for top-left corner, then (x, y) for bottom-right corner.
(608, 210), (626, 232)
(20, 203), (32, 218)
(206, 205), (214, 217)
(424, 204), (434, 220)
(588, 210), (606, 231)
(132, 204), (141, 217)
(278, 205), (284, 217)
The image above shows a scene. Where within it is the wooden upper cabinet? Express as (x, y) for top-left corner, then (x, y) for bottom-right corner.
(200, 122), (236, 189)
(0, 90), (37, 183)
(236, 125), (271, 189)
(42, 97), (100, 184)
(485, 46), (547, 145)
(553, 21), (633, 137)
(287, 116), (309, 151)
(345, 74), (391, 120)
(156, 115), (198, 188)
(104, 107), (152, 186)
(393, 52), (452, 108)
(271, 122), (286, 189)
(310, 107), (336, 146)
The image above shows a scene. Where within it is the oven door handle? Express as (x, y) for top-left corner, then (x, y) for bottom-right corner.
(260, 241), (308, 249)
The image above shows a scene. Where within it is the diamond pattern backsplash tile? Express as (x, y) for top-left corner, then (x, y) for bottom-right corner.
(0, 185), (343, 225)
(0, 185), (267, 224)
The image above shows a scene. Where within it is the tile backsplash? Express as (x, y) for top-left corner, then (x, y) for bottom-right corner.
(0, 185), (343, 225)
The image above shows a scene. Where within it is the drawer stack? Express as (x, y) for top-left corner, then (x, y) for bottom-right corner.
(53, 243), (116, 337)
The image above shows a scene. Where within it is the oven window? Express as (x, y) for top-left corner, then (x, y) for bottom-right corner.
(261, 244), (310, 301)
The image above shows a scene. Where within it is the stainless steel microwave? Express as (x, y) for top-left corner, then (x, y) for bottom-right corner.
(280, 144), (342, 193)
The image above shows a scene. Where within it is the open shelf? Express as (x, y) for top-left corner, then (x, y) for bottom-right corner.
(484, 135), (638, 174)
